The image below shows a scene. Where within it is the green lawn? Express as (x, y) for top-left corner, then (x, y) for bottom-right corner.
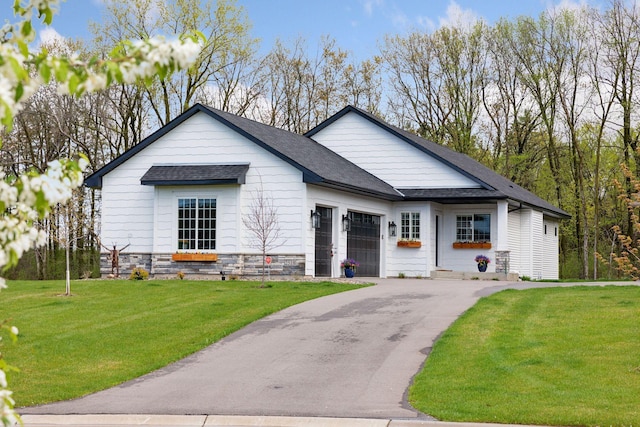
(0, 279), (367, 407)
(409, 285), (640, 426)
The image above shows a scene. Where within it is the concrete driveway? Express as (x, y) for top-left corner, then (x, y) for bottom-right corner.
(20, 278), (588, 419)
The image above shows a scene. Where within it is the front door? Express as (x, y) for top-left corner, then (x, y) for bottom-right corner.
(314, 207), (333, 277)
(435, 213), (441, 267)
(346, 212), (380, 277)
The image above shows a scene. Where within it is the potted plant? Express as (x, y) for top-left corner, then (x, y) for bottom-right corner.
(474, 254), (490, 272)
(341, 258), (360, 278)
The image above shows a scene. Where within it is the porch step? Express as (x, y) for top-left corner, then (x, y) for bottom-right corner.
(430, 270), (519, 281)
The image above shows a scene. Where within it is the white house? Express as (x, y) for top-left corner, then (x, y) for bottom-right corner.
(86, 104), (569, 280)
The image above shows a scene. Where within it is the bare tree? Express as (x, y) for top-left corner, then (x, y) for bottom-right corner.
(382, 21), (489, 155)
(589, 7), (618, 279)
(483, 18), (544, 187)
(47, 192), (85, 295)
(340, 56), (384, 116)
(551, 7), (594, 279)
(91, 0), (258, 127)
(255, 36), (369, 133)
(242, 185), (286, 287)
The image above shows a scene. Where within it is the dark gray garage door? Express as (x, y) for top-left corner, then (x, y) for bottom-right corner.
(346, 212), (380, 277)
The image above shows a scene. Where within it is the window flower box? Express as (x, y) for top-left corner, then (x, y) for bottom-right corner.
(172, 253), (218, 262)
(397, 240), (422, 248)
(452, 242), (491, 249)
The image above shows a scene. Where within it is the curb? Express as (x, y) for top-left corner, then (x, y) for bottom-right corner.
(20, 414), (546, 427)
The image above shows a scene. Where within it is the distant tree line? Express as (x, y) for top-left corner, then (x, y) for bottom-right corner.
(3, 0), (640, 279)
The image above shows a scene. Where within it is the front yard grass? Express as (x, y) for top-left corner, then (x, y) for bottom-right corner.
(0, 279), (367, 407)
(409, 285), (640, 426)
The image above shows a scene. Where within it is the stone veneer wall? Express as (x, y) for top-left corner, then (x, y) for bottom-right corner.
(494, 250), (510, 274)
(101, 253), (305, 279)
(100, 253), (152, 278)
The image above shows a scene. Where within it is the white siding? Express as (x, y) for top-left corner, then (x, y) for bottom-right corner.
(508, 211), (521, 275)
(389, 202), (431, 278)
(543, 218), (560, 280)
(101, 180), (155, 252)
(439, 204), (497, 273)
(306, 186), (395, 277)
(517, 209), (546, 280)
(153, 185), (240, 253)
(519, 209), (533, 278)
(312, 112), (479, 189)
(100, 111), (305, 254)
(531, 210), (545, 279)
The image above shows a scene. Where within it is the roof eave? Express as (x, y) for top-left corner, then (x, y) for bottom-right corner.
(311, 181), (403, 201)
(507, 199), (571, 219)
(141, 179), (241, 186)
(403, 195), (509, 203)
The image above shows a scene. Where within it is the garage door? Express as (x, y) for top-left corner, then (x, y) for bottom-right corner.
(346, 212), (380, 277)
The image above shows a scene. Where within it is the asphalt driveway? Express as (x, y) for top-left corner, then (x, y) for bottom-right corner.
(20, 278), (594, 419)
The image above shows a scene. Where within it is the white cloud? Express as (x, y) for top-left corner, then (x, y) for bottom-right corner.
(546, 0), (587, 12)
(416, 15), (436, 32)
(545, 0), (586, 15)
(39, 27), (65, 45)
(544, 0), (595, 20)
(361, 0), (384, 17)
(438, 1), (481, 29)
(391, 9), (410, 28)
(370, 0), (480, 34)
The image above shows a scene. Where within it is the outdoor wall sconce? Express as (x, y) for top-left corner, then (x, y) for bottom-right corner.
(342, 214), (351, 232)
(311, 209), (322, 229)
(388, 221), (397, 237)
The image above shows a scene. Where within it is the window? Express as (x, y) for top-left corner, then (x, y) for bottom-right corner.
(401, 212), (420, 240)
(456, 214), (490, 242)
(178, 198), (216, 250)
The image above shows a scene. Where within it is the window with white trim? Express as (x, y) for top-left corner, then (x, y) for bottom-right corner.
(178, 198), (216, 250)
(456, 214), (490, 242)
(400, 212), (420, 240)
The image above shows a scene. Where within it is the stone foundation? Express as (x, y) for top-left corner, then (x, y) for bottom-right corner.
(100, 253), (306, 279)
(494, 250), (510, 274)
(100, 253), (152, 278)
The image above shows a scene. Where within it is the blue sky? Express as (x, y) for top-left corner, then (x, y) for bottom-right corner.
(2, 0), (603, 58)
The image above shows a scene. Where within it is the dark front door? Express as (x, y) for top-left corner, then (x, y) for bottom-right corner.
(314, 207), (333, 277)
(347, 212), (380, 277)
(435, 214), (440, 267)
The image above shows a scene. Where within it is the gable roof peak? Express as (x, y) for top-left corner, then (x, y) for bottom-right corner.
(84, 103), (400, 200)
(307, 105), (569, 218)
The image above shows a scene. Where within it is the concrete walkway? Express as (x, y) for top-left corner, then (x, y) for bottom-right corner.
(18, 279), (634, 426)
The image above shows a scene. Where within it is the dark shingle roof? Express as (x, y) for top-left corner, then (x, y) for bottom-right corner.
(193, 106), (402, 200)
(306, 106), (570, 218)
(85, 104), (401, 200)
(140, 164), (249, 186)
(85, 103), (569, 218)
(399, 188), (506, 202)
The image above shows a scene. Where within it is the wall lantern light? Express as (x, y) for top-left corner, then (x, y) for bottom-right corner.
(388, 221), (397, 237)
(342, 214), (351, 232)
(311, 210), (322, 229)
